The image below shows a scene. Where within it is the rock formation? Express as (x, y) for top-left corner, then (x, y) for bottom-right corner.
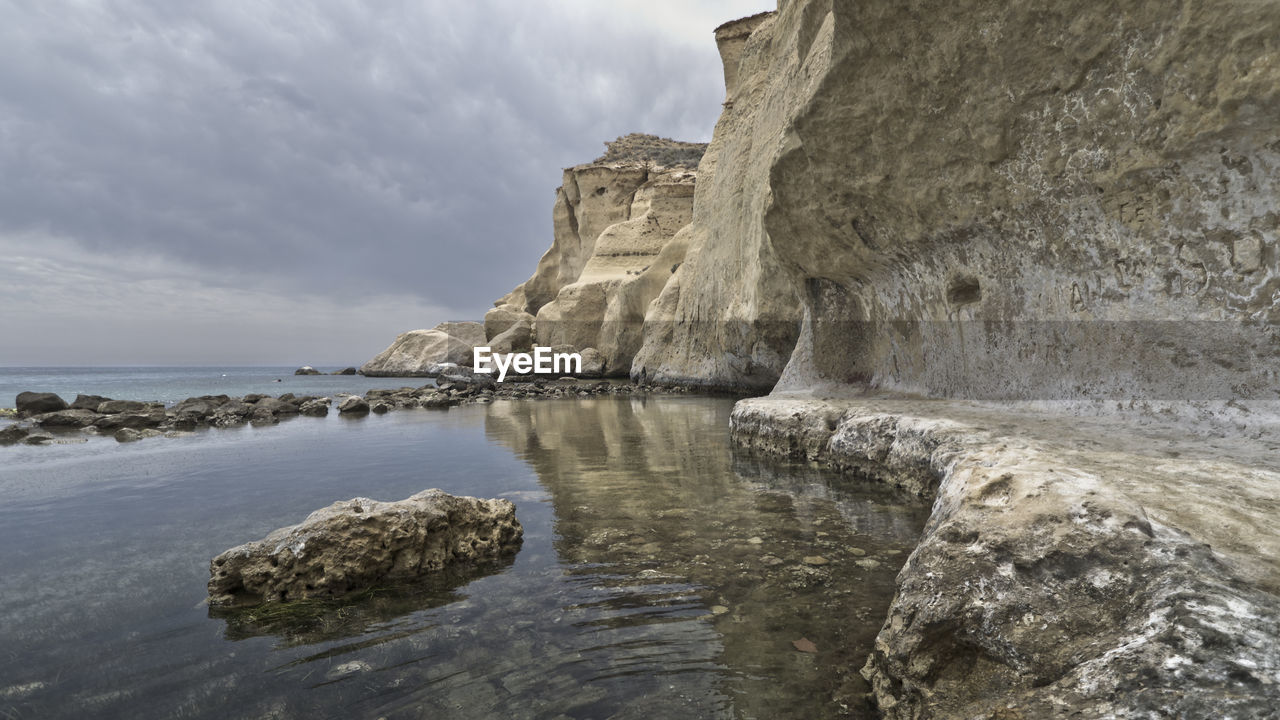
(356, 0), (1280, 714)
(732, 396), (1280, 718)
(486, 134), (704, 376)
(359, 321), (486, 377)
(208, 489), (523, 607)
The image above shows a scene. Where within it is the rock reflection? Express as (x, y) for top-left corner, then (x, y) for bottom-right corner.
(484, 396), (928, 718)
(210, 560), (512, 647)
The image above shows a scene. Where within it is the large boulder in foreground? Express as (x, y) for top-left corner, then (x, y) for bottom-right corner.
(16, 392), (68, 416)
(207, 489), (523, 607)
(360, 321), (486, 377)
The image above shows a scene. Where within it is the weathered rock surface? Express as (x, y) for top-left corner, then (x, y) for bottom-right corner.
(16, 392), (67, 416)
(69, 394), (110, 411)
(631, 12), (802, 390)
(485, 135), (703, 375)
(331, 367), (357, 375)
(360, 321), (486, 377)
(732, 394), (1280, 717)
(0, 425), (30, 445)
(33, 409), (101, 429)
(96, 400), (150, 415)
(207, 489), (523, 607)
(294, 366), (321, 376)
(337, 395), (369, 414)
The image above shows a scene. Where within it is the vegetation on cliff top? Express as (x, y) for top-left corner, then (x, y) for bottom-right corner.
(594, 133), (707, 169)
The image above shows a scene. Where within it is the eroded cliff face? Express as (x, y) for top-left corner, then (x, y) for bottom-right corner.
(488, 135), (703, 374)
(630, 11), (808, 391)
(762, 0), (1280, 408)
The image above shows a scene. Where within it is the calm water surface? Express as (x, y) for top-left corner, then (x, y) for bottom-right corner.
(0, 396), (926, 719)
(0, 366), (429, 408)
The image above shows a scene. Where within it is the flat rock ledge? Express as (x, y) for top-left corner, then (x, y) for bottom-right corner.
(730, 394), (1280, 719)
(208, 489), (522, 608)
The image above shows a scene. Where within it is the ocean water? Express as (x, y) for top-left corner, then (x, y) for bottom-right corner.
(0, 384), (927, 719)
(0, 366), (431, 409)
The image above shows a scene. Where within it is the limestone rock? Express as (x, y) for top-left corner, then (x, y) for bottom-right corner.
(484, 305), (535, 340)
(33, 409), (100, 429)
(577, 348), (605, 378)
(69, 394), (111, 411)
(95, 409), (166, 430)
(330, 367), (357, 375)
(337, 396), (369, 414)
(298, 397), (331, 416)
(631, 11), (802, 391)
(294, 366), (321, 375)
(114, 428), (162, 443)
(15, 392), (67, 416)
(207, 489), (523, 606)
(487, 314), (535, 354)
(360, 322), (486, 377)
(731, 395), (1280, 717)
(96, 400), (149, 415)
(0, 425), (30, 445)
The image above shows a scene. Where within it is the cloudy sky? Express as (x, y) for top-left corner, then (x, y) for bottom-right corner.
(0, 0), (770, 366)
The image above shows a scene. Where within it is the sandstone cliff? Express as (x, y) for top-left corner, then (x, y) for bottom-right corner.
(486, 134), (703, 375)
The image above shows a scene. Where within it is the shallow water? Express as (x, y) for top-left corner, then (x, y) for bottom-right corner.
(0, 396), (926, 719)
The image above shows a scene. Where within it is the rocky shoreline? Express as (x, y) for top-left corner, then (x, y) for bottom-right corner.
(0, 378), (700, 447)
(731, 394), (1280, 717)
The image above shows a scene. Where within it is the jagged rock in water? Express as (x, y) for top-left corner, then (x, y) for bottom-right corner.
(207, 489), (523, 607)
(294, 366), (321, 375)
(360, 321), (486, 377)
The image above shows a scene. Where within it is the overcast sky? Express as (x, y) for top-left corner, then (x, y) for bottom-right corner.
(0, 0), (771, 366)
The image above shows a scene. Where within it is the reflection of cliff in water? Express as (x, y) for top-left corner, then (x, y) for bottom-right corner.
(484, 396), (928, 717)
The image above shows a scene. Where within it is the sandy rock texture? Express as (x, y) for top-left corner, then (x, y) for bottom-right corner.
(208, 489), (523, 607)
(732, 394), (1280, 718)
(360, 321), (486, 377)
(487, 134), (703, 375)
(631, 12), (805, 390)
(741, 0), (1280, 407)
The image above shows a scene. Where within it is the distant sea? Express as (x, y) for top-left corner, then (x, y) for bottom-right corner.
(0, 366), (433, 408)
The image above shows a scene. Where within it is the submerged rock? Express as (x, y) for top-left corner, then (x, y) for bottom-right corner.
(0, 425), (30, 445)
(114, 428), (162, 443)
(207, 489), (523, 607)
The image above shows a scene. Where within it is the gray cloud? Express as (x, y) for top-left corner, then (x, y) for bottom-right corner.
(0, 0), (771, 364)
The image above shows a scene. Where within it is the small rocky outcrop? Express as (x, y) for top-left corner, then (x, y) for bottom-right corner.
(16, 392), (68, 416)
(331, 367), (358, 375)
(337, 395), (369, 414)
(69, 394), (110, 411)
(0, 425), (29, 445)
(207, 489), (523, 607)
(294, 366), (321, 376)
(360, 321), (486, 377)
